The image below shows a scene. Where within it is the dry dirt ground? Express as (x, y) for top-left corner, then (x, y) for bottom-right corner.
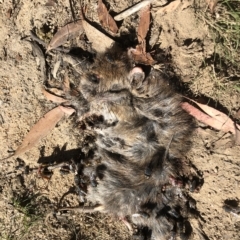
(0, 0), (240, 239)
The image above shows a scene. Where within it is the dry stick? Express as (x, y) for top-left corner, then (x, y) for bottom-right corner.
(58, 204), (104, 213)
(45, 162), (71, 171)
(114, 0), (155, 21)
(29, 31), (48, 47)
(27, 40), (47, 83)
(69, 0), (76, 21)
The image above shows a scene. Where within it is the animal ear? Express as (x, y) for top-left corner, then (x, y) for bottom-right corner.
(128, 67), (145, 89)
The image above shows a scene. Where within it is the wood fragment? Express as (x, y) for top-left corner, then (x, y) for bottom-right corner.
(58, 204), (104, 213)
(29, 31), (48, 47)
(69, 0), (76, 21)
(114, 0), (154, 21)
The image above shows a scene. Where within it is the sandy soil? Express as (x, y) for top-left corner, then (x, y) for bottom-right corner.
(0, 0), (239, 239)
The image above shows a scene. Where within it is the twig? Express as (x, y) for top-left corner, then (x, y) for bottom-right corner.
(58, 204), (104, 213)
(46, 162), (68, 171)
(27, 39), (47, 83)
(69, 0), (76, 21)
(29, 31), (48, 47)
(114, 0), (155, 21)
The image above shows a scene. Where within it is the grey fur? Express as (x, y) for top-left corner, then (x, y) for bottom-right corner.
(63, 46), (199, 240)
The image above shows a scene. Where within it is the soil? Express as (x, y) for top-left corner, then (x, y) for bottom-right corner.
(0, 0), (239, 239)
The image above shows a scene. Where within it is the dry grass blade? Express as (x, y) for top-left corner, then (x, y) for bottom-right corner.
(82, 19), (115, 53)
(138, 4), (150, 43)
(97, 0), (118, 34)
(13, 106), (65, 158)
(181, 102), (239, 135)
(47, 20), (83, 52)
(58, 204), (103, 213)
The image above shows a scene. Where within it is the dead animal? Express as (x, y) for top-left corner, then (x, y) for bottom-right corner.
(56, 44), (202, 240)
